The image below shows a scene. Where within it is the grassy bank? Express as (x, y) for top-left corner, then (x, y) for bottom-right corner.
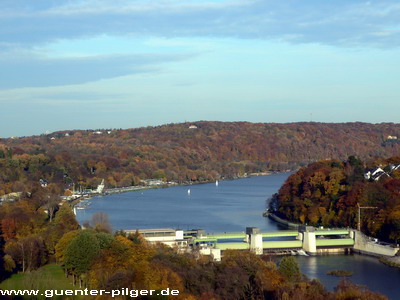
(0, 264), (80, 299)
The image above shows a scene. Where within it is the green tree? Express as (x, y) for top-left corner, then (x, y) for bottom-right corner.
(64, 230), (100, 285)
(278, 256), (301, 282)
(95, 232), (114, 249)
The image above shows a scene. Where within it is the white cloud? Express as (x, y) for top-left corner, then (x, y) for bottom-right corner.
(0, 52), (195, 89)
(1, 0), (400, 48)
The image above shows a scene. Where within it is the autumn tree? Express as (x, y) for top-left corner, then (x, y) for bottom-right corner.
(55, 230), (79, 265)
(5, 235), (46, 273)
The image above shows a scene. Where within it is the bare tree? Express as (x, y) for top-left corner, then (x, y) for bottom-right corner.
(91, 212), (112, 233)
(44, 194), (60, 222)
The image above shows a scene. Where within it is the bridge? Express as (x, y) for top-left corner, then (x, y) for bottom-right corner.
(193, 226), (355, 255)
(125, 227), (398, 262)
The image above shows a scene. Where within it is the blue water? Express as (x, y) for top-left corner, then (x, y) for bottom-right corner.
(77, 173), (400, 299)
(77, 173), (290, 232)
(296, 254), (400, 298)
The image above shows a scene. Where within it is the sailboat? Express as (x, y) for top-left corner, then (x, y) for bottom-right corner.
(216, 180), (219, 187)
(188, 189), (191, 196)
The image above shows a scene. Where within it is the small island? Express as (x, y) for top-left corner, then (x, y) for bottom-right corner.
(326, 270), (353, 277)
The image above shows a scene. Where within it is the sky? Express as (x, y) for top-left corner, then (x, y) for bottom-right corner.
(1, 0), (400, 137)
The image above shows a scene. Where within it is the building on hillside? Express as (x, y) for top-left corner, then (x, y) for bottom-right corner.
(39, 178), (48, 187)
(96, 179), (105, 193)
(140, 179), (165, 186)
(364, 167), (390, 181)
(124, 228), (187, 249)
(389, 164), (400, 172)
(0, 192), (22, 203)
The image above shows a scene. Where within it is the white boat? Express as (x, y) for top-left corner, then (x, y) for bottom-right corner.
(216, 180), (219, 187)
(188, 189), (191, 195)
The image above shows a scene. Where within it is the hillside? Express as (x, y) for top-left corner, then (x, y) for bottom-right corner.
(269, 155), (400, 242)
(1, 121), (400, 194)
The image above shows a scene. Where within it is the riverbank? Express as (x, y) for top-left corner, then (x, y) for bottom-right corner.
(263, 211), (300, 228)
(72, 171), (282, 209)
(379, 256), (400, 269)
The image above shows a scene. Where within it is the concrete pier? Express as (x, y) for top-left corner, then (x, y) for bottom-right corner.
(246, 227), (263, 255)
(299, 226), (317, 254)
(352, 230), (399, 257)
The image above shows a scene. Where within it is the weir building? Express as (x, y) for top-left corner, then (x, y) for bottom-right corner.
(124, 226), (399, 262)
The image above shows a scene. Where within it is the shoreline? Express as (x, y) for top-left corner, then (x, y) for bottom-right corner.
(379, 256), (400, 269)
(263, 211), (300, 229)
(71, 171), (284, 209)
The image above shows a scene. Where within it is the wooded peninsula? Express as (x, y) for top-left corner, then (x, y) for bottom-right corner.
(269, 155), (400, 243)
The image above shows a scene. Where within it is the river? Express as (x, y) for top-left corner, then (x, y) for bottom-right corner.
(76, 173), (400, 299)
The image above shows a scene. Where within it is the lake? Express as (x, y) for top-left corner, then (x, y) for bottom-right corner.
(76, 173), (400, 299)
(76, 173), (290, 232)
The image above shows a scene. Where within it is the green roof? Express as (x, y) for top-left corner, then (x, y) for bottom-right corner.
(262, 231), (298, 237)
(315, 230), (350, 236)
(316, 238), (354, 247)
(215, 242), (250, 250)
(207, 233), (246, 239)
(262, 240), (303, 249)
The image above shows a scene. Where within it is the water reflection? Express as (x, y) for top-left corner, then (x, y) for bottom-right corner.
(302, 256), (318, 279)
(296, 254), (400, 299)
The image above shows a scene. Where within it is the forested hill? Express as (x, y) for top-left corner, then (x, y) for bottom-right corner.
(269, 155), (400, 242)
(2, 121), (400, 193)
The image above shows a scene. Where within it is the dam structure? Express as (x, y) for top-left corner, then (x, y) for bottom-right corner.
(125, 226), (398, 261)
(194, 226), (398, 260)
(193, 226), (355, 256)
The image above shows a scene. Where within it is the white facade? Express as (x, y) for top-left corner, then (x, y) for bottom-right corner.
(199, 248), (221, 261)
(249, 233), (263, 255)
(96, 179), (105, 193)
(125, 228), (187, 248)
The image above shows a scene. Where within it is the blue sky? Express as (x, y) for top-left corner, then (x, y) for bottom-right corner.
(1, 0), (400, 137)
